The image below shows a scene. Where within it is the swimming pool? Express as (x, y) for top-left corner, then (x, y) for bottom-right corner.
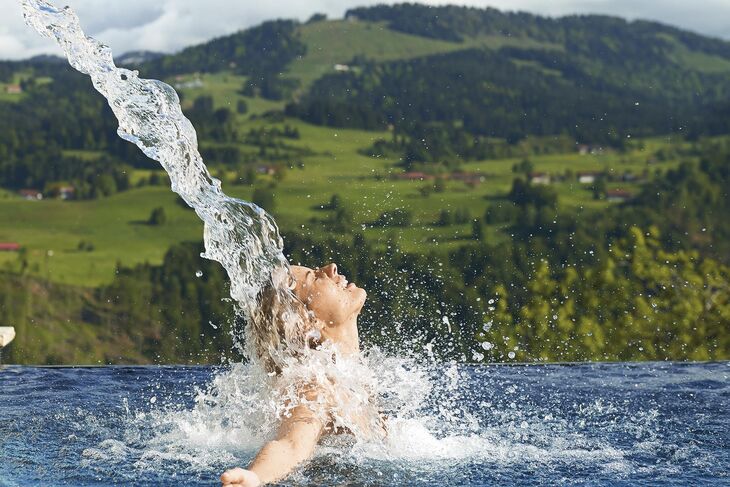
(1, 362), (727, 486)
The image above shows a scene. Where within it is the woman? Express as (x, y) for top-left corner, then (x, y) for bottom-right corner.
(221, 263), (370, 487)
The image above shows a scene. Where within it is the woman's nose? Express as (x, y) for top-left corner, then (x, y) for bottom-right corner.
(322, 263), (337, 277)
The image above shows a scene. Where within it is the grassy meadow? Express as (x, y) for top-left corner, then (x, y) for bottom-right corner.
(0, 100), (685, 287)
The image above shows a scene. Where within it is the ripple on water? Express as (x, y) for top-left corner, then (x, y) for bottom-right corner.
(1, 363), (728, 486)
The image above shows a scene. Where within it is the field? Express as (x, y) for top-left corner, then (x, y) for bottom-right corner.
(0, 106), (685, 287)
(0, 70), (52, 102)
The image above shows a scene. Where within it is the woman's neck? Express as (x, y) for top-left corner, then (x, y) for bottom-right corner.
(323, 316), (360, 357)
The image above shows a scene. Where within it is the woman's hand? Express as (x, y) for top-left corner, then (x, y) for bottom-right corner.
(220, 467), (261, 487)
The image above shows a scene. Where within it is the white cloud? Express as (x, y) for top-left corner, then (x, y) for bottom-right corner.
(1, 0), (729, 61)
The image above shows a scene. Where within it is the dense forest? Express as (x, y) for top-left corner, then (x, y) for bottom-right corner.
(142, 20), (306, 100)
(286, 47), (687, 148)
(290, 4), (730, 153)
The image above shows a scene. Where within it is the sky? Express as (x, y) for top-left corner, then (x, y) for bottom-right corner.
(2, 0), (730, 60)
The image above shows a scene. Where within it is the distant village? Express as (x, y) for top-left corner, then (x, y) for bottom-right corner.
(13, 185), (76, 201)
(392, 167), (638, 202)
(4, 84), (22, 94)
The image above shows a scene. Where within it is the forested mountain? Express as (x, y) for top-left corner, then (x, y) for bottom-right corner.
(3, 2), (730, 186)
(0, 4), (730, 159)
(143, 20), (306, 100)
(290, 4), (730, 146)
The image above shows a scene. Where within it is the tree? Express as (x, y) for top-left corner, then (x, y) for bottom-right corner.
(436, 209), (453, 226)
(472, 219), (484, 240)
(331, 207), (353, 232)
(512, 158), (534, 177)
(148, 207), (167, 226)
(327, 194), (342, 210)
(307, 13), (328, 23)
(374, 208), (412, 227)
(252, 186), (276, 213)
(434, 177), (446, 193)
(239, 167), (257, 185)
(592, 176), (607, 200)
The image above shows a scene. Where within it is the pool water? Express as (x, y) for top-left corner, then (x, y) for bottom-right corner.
(1, 362), (728, 486)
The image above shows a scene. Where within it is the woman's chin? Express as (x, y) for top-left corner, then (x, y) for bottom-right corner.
(355, 287), (367, 305)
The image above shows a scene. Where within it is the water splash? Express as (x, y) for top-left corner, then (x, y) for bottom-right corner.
(20, 0), (389, 444)
(20, 0), (295, 361)
(23, 0), (342, 385)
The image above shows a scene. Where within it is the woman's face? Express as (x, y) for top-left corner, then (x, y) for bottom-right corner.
(290, 263), (366, 325)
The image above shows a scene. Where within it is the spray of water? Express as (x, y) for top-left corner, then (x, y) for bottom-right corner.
(20, 0), (394, 444)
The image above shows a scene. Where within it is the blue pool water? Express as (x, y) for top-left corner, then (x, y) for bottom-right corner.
(1, 362), (728, 486)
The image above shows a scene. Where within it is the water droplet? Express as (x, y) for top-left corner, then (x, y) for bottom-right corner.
(150, 396), (157, 404)
(195, 270), (203, 278)
(481, 341), (493, 350)
(508, 351), (516, 359)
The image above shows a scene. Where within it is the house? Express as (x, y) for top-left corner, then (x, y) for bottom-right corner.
(4, 84), (22, 94)
(334, 64), (350, 72)
(173, 78), (204, 89)
(577, 171), (601, 184)
(606, 189), (633, 202)
(394, 171), (433, 181)
(529, 172), (551, 185)
(0, 243), (20, 252)
(19, 189), (43, 200)
(577, 144), (604, 155)
(256, 165), (276, 176)
(450, 171), (485, 185)
(58, 186), (76, 200)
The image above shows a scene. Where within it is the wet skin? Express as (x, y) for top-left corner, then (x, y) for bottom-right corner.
(289, 263), (366, 356)
(221, 263), (367, 486)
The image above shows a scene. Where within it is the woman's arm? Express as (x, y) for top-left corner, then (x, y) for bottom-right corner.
(221, 402), (324, 486)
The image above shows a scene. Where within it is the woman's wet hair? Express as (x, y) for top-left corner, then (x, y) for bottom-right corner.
(247, 272), (315, 374)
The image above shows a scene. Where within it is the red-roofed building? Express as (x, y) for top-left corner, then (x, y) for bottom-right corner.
(529, 172), (551, 185)
(5, 84), (22, 94)
(606, 189), (633, 202)
(0, 243), (20, 252)
(58, 186), (75, 200)
(394, 171), (434, 181)
(450, 171), (485, 185)
(19, 189), (43, 200)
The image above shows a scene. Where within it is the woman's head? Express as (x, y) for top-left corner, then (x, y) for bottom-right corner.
(290, 263), (367, 326)
(247, 263), (366, 373)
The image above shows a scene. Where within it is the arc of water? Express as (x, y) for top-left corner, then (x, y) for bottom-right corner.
(20, 0), (290, 319)
(20, 1), (400, 444)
